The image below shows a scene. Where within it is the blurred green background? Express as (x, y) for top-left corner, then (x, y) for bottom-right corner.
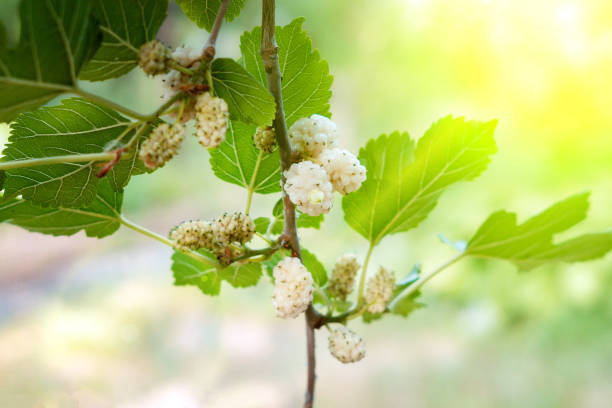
(1, 0), (611, 406)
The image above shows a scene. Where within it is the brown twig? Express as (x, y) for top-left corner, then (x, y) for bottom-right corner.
(203, 0), (231, 62)
(260, 2), (325, 407)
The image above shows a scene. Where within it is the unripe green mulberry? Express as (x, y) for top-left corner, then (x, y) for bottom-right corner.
(138, 123), (184, 170)
(212, 212), (255, 245)
(328, 326), (366, 363)
(328, 254), (360, 300)
(170, 220), (215, 250)
(254, 126), (276, 153)
(365, 267), (395, 314)
(138, 40), (171, 76)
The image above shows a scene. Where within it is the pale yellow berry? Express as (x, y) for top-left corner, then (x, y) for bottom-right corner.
(139, 40), (170, 76)
(273, 257), (314, 318)
(365, 267), (395, 314)
(254, 126), (276, 153)
(328, 254), (360, 300)
(195, 93), (229, 148)
(138, 123), (184, 170)
(170, 220), (215, 250)
(212, 212), (255, 245)
(328, 326), (366, 363)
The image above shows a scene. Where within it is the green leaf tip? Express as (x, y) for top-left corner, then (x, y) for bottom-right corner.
(466, 192), (612, 270)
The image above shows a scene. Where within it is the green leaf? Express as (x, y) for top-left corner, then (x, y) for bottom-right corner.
(297, 212), (324, 229)
(0, 0), (100, 122)
(175, 0), (246, 31)
(240, 18), (333, 126)
(263, 250), (288, 281)
(1, 98), (145, 207)
(0, 177), (122, 238)
(301, 248), (327, 286)
(80, 0), (169, 81)
(343, 116), (497, 246)
(211, 58), (275, 127)
(389, 291), (425, 318)
(171, 250), (263, 296)
(465, 193), (612, 271)
(209, 120), (281, 194)
(254, 217), (270, 234)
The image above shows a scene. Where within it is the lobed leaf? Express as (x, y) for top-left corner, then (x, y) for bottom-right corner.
(0, 177), (122, 238)
(240, 18), (333, 126)
(175, 0), (246, 32)
(343, 116), (497, 246)
(211, 58), (275, 127)
(0, 0), (99, 122)
(465, 193), (612, 270)
(2, 98), (147, 207)
(80, 0), (170, 81)
(171, 250), (263, 296)
(209, 120), (281, 194)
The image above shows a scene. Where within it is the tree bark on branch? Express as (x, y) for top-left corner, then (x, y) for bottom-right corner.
(259, 1), (322, 406)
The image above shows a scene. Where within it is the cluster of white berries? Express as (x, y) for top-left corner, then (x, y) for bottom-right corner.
(284, 115), (366, 216)
(195, 92), (229, 148)
(138, 123), (185, 170)
(272, 257), (314, 319)
(328, 326), (366, 363)
(327, 254), (360, 301)
(365, 266), (396, 314)
(136, 44), (231, 168)
(170, 212), (254, 263)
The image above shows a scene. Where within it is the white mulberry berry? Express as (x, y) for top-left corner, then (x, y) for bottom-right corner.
(328, 254), (360, 300)
(139, 40), (170, 76)
(284, 161), (334, 216)
(195, 92), (229, 148)
(212, 212), (255, 245)
(138, 123), (184, 170)
(289, 114), (338, 158)
(365, 267), (395, 314)
(272, 257), (314, 318)
(160, 46), (201, 122)
(328, 326), (366, 363)
(254, 126), (276, 153)
(318, 148), (366, 194)
(170, 220), (215, 250)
